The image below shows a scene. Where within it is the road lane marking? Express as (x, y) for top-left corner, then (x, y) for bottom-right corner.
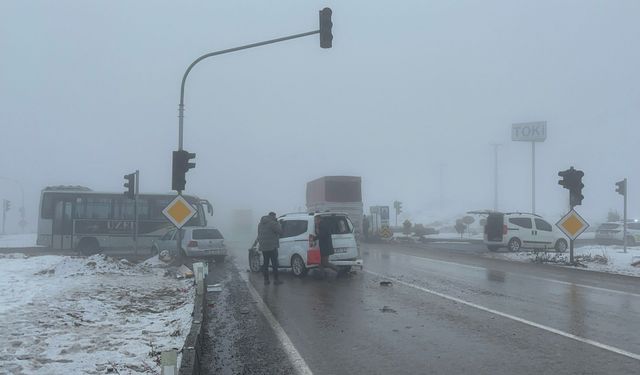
(239, 271), (314, 375)
(365, 269), (640, 362)
(367, 248), (640, 298)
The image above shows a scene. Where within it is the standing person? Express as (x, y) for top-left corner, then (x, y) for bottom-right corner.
(314, 215), (339, 277)
(253, 212), (283, 285)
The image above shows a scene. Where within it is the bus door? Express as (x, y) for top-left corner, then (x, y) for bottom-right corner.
(52, 199), (74, 249)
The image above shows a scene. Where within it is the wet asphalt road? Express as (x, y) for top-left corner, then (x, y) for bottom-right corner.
(203, 241), (640, 375)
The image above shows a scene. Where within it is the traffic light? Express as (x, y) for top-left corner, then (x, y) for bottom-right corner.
(172, 150), (196, 192)
(558, 169), (570, 189)
(558, 167), (584, 207)
(2, 200), (10, 212)
(319, 7), (333, 48)
(616, 179), (627, 196)
(124, 173), (136, 199)
(394, 201), (403, 214)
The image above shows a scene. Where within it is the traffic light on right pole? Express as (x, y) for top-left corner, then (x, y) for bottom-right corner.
(124, 173), (136, 199)
(319, 7), (333, 48)
(172, 150), (196, 192)
(616, 179), (627, 196)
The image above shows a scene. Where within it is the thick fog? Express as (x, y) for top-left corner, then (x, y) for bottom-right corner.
(2, 0), (640, 233)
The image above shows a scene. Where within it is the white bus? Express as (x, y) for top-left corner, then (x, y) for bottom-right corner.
(36, 186), (212, 253)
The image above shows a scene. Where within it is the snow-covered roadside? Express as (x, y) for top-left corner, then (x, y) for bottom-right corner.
(0, 253), (194, 374)
(485, 245), (640, 277)
(0, 233), (39, 248)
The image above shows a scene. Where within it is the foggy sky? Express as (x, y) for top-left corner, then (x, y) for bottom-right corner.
(2, 0), (640, 233)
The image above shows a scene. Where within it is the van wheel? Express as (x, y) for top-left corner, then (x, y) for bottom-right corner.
(507, 238), (521, 252)
(291, 254), (308, 277)
(487, 245), (499, 252)
(554, 239), (568, 252)
(78, 238), (100, 255)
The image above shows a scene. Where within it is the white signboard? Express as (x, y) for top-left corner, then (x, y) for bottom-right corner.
(512, 121), (547, 142)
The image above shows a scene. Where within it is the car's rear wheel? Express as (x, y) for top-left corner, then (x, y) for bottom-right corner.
(291, 254), (308, 277)
(507, 238), (521, 252)
(554, 239), (568, 252)
(249, 251), (261, 272)
(487, 245), (500, 252)
(338, 266), (352, 274)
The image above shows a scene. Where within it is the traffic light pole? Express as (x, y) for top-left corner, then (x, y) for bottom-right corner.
(175, 25), (328, 257)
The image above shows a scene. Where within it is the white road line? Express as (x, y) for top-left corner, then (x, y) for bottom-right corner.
(368, 248), (640, 298)
(239, 272), (314, 375)
(365, 269), (640, 362)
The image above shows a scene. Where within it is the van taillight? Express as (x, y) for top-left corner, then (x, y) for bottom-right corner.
(187, 240), (198, 248)
(503, 225), (508, 235)
(308, 234), (315, 248)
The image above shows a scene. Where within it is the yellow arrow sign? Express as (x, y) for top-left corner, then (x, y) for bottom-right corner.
(162, 195), (197, 229)
(556, 209), (589, 240)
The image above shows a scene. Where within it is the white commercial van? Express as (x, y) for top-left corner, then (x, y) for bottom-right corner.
(249, 212), (363, 277)
(484, 212), (568, 252)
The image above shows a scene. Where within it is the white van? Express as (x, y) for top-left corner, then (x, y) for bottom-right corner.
(249, 212), (363, 277)
(484, 212), (568, 252)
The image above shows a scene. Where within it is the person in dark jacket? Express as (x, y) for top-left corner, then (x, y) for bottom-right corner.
(314, 215), (339, 277)
(252, 212), (283, 285)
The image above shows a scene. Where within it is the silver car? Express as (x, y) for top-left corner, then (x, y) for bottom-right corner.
(152, 226), (227, 262)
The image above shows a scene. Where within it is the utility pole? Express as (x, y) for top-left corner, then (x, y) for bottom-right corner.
(491, 144), (501, 211)
(2, 199), (10, 235)
(439, 163), (444, 214)
(134, 170), (139, 255)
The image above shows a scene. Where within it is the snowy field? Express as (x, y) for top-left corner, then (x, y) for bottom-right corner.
(485, 245), (640, 277)
(0, 253), (194, 374)
(0, 233), (38, 248)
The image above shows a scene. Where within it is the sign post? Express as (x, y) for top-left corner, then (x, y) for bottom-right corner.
(616, 178), (628, 253)
(163, 196), (198, 257)
(512, 121), (547, 214)
(556, 209), (590, 264)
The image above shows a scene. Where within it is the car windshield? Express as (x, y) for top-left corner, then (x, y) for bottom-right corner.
(192, 229), (223, 240)
(599, 223), (621, 230)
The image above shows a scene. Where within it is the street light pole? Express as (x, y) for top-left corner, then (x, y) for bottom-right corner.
(491, 144), (501, 211)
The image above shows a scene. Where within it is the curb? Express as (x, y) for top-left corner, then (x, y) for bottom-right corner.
(179, 286), (207, 375)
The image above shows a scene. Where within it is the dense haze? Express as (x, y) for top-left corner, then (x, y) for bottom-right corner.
(1, 0), (639, 233)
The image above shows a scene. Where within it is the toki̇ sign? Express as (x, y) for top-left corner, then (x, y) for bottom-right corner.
(512, 121), (547, 142)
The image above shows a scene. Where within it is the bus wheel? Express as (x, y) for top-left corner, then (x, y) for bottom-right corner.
(78, 238), (100, 256)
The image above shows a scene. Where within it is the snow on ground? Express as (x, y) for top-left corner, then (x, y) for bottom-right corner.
(0, 253), (194, 374)
(486, 245), (640, 277)
(0, 233), (38, 248)
(392, 232), (483, 241)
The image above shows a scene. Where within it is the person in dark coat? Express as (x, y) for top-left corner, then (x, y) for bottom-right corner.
(252, 212), (283, 285)
(314, 215), (339, 277)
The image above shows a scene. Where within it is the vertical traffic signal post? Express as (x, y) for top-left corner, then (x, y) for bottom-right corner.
(616, 178), (628, 253)
(171, 8), (333, 251)
(558, 167), (585, 264)
(124, 171), (140, 254)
